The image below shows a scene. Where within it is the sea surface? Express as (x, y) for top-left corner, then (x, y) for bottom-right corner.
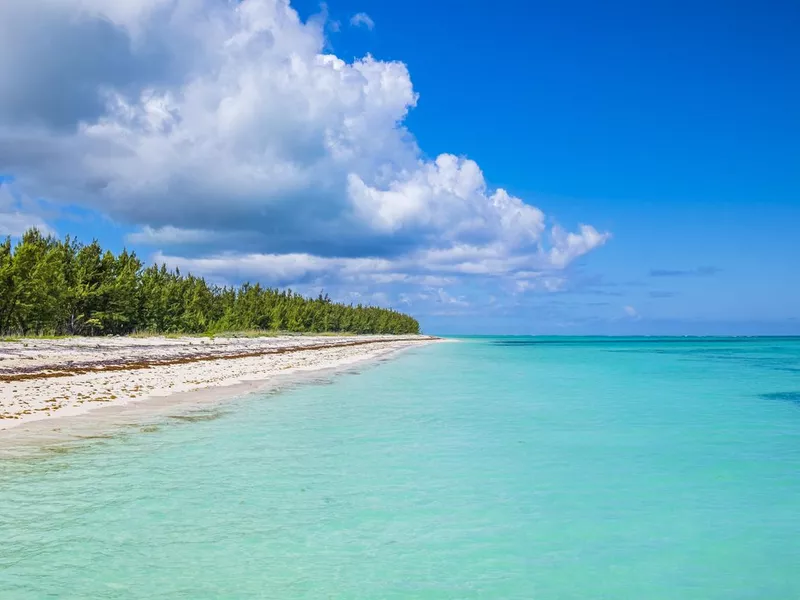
(2, 337), (800, 599)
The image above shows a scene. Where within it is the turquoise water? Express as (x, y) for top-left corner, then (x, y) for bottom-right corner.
(2, 337), (800, 598)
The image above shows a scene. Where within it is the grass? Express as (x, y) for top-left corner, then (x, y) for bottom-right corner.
(130, 330), (278, 339)
(131, 330), (362, 339)
(2, 330), (399, 343)
(0, 334), (72, 342)
(129, 331), (214, 339)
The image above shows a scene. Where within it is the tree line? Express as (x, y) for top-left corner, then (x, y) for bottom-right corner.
(0, 229), (420, 336)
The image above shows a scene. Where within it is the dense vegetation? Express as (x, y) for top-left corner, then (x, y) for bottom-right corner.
(0, 229), (420, 336)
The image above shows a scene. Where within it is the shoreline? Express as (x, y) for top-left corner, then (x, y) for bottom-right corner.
(0, 335), (439, 434)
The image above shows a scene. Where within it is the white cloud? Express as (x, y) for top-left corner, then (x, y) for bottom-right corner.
(0, 183), (55, 237)
(151, 233), (604, 289)
(153, 250), (394, 287)
(0, 212), (54, 238)
(623, 305), (639, 318)
(514, 275), (567, 294)
(435, 288), (468, 307)
(549, 225), (611, 268)
(347, 154), (546, 248)
(126, 226), (244, 246)
(349, 12), (375, 30)
(0, 0), (609, 296)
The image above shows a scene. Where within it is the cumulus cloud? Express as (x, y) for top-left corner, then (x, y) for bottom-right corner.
(0, 0), (609, 300)
(349, 12), (374, 30)
(549, 225), (611, 268)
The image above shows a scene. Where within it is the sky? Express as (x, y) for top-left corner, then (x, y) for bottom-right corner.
(0, 0), (798, 335)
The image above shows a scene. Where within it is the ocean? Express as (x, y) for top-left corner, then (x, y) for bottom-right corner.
(1, 337), (800, 599)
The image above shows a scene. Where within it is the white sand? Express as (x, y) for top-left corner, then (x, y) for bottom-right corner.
(0, 335), (436, 431)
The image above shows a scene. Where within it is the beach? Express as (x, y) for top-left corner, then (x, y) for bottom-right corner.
(0, 334), (437, 431)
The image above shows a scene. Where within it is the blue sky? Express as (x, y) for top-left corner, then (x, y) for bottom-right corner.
(0, 0), (798, 335)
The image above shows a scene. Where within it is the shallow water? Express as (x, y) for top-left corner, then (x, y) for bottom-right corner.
(1, 337), (800, 598)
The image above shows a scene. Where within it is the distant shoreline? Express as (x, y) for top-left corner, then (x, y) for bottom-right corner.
(0, 335), (439, 432)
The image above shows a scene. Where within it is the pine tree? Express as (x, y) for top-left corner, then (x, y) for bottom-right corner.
(0, 228), (422, 336)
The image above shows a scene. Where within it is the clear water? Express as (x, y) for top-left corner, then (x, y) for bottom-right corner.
(2, 337), (800, 599)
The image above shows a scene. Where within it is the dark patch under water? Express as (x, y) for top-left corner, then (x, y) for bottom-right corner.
(759, 391), (800, 406)
(168, 411), (225, 423)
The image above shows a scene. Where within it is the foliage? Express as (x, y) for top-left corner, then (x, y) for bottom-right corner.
(0, 230), (420, 337)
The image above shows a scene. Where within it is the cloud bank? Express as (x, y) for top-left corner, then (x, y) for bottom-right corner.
(0, 0), (609, 310)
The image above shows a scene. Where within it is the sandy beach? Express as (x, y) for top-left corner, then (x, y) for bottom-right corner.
(0, 335), (437, 431)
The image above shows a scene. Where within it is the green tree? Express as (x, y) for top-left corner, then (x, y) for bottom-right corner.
(0, 228), (422, 337)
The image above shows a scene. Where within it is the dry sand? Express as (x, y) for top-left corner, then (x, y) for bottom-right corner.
(0, 334), (437, 432)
